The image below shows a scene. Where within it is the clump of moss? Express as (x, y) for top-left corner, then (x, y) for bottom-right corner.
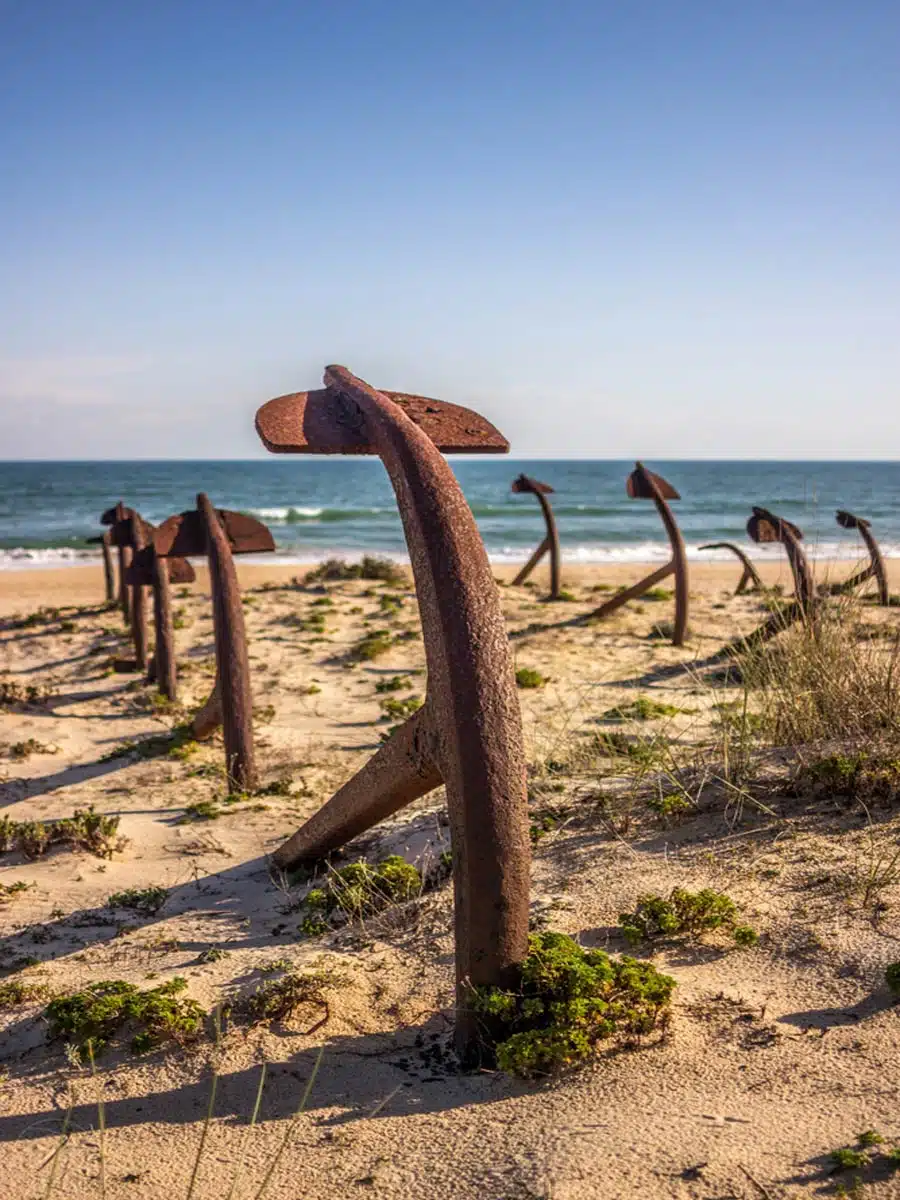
(0, 807), (122, 860)
(45, 977), (205, 1055)
(300, 855), (422, 934)
(374, 674), (412, 694)
(618, 888), (757, 948)
(348, 629), (394, 662)
(305, 556), (408, 586)
(178, 801), (222, 823)
(7, 738), (57, 760)
(470, 931), (675, 1077)
(886, 962), (900, 995)
(591, 730), (669, 766)
(100, 724), (197, 763)
(601, 697), (685, 722)
(107, 886), (168, 916)
(515, 667), (546, 689)
(791, 752), (900, 806)
(0, 880), (33, 903)
(646, 793), (693, 823)
(379, 695), (423, 720)
(0, 979), (50, 1009)
(0, 679), (55, 708)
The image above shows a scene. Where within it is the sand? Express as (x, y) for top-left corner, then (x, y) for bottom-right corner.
(1, 556), (898, 1199)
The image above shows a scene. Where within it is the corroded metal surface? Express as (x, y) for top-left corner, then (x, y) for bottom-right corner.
(511, 474), (561, 599)
(747, 506), (814, 612)
(101, 503), (132, 626)
(198, 493), (258, 791)
(699, 542), (764, 595)
(154, 501), (273, 778)
(584, 463), (689, 645)
(256, 387), (509, 455)
(832, 510), (889, 605)
(258, 365), (530, 1063)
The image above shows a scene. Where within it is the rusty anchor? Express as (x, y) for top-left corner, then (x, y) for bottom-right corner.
(255, 365), (531, 1063)
(698, 542), (764, 595)
(510, 474), (562, 600)
(125, 535), (196, 702)
(103, 506), (154, 670)
(582, 463), (689, 646)
(153, 498), (275, 790)
(827, 510), (889, 605)
(86, 530), (117, 604)
(746, 507), (814, 613)
(101, 502), (132, 626)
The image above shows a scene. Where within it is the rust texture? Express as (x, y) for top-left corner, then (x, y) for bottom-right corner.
(106, 507), (153, 669)
(699, 542), (764, 595)
(510, 474), (561, 599)
(199, 493), (258, 791)
(101, 503), (132, 626)
(746, 507), (814, 611)
(257, 366), (530, 1063)
(832, 510), (889, 605)
(584, 463), (689, 645)
(154, 501), (274, 784)
(101, 531), (116, 603)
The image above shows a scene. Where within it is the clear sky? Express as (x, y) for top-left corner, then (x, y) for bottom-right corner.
(1, 1), (898, 460)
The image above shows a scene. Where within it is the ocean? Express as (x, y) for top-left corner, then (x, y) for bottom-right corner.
(0, 460), (898, 570)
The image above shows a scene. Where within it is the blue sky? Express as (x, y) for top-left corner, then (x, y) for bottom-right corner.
(1, 1), (898, 459)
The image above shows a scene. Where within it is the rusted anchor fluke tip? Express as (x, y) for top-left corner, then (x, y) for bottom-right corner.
(836, 509), (870, 531)
(153, 508), (275, 559)
(255, 371), (509, 456)
(746, 507), (804, 544)
(511, 474), (554, 496)
(626, 463), (680, 501)
(125, 548), (196, 588)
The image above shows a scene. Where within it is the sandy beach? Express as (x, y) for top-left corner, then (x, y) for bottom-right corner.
(1, 557), (898, 1199)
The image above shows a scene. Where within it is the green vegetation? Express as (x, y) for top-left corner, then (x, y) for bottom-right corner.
(239, 967), (340, 1026)
(0, 678), (55, 708)
(310, 596), (334, 608)
(0, 807), (122, 859)
(0, 978), (50, 1009)
(529, 807), (568, 843)
(790, 751), (900, 805)
(641, 587), (673, 602)
(601, 697), (686, 722)
(830, 1148), (867, 1172)
(45, 977), (205, 1055)
(7, 738), (57, 760)
(178, 801), (222, 823)
(618, 888), (757, 948)
(515, 667), (546, 689)
(470, 931), (675, 1077)
(107, 886), (168, 916)
(555, 589), (577, 602)
(886, 962), (900, 995)
(348, 629), (394, 662)
(100, 724), (197, 763)
(375, 674), (413, 694)
(0, 880), (33, 903)
(300, 855), (422, 935)
(304, 556), (408, 586)
(379, 695), (423, 720)
(590, 730), (669, 767)
(647, 793), (693, 822)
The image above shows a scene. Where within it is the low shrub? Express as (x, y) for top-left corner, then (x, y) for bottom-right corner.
(45, 977), (205, 1055)
(470, 931), (675, 1077)
(618, 888), (757, 948)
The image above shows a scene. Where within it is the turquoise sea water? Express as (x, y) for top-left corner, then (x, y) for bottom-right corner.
(1, 460), (898, 568)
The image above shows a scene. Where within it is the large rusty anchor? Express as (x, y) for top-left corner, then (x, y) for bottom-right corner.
(255, 365), (531, 1063)
(153, 499), (274, 790)
(125, 530), (196, 702)
(510, 474), (562, 600)
(583, 463), (689, 646)
(746, 506), (814, 613)
(699, 542), (764, 595)
(827, 510), (889, 605)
